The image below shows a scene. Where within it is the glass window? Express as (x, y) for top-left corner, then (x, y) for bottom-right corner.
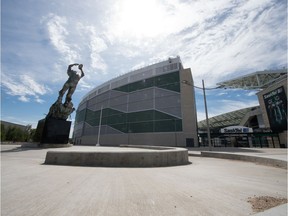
(110, 123), (128, 133)
(128, 110), (154, 122)
(75, 109), (86, 123)
(155, 71), (179, 86)
(154, 110), (177, 120)
(114, 84), (129, 92)
(113, 71), (180, 93)
(85, 109), (100, 120)
(129, 121), (153, 133)
(154, 120), (176, 132)
(107, 113), (127, 124)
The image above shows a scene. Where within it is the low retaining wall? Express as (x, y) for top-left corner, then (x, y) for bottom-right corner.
(44, 146), (189, 167)
(201, 151), (287, 169)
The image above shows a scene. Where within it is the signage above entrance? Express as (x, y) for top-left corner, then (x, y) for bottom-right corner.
(220, 126), (253, 133)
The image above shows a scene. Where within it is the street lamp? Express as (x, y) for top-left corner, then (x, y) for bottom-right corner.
(96, 105), (103, 146)
(201, 80), (212, 151)
(182, 79), (219, 151)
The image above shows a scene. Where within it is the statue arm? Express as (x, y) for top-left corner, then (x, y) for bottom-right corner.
(67, 63), (79, 71)
(78, 64), (84, 78)
(67, 63), (79, 76)
(80, 68), (85, 78)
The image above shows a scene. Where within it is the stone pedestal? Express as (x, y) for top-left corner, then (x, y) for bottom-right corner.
(36, 118), (71, 144)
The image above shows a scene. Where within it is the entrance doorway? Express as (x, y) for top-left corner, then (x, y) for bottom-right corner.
(199, 132), (280, 148)
(186, 138), (194, 147)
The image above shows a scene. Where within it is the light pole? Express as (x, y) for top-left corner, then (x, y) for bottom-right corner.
(96, 105), (103, 146)
(182, 79), (216, 151)
(202, 80), (212, 151)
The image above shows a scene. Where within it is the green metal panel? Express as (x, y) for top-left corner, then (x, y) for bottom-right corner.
(128, 110), (154, 122)
(113, 71), (180, 93)
(76, 70), (183, 133)
(81, 107), (183, 133)
(128, 121), (154, 133)
(75, 109), (86, 123)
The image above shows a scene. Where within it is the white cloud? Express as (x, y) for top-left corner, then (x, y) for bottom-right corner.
(107, 0), (235, 40)
(90, 53), (107, 72)
(1, 73), (51, 103)
(198, 99), (259, 121)
(38, 16), (111, 87)
(21, 75), (49, 95)
(245, 91), (258, 97)
(101, 0), (286, 87)
(77, 80), (94, 91)
(2, 0), (286, 126)
(19, 95), (30, 102)
(44, 14), (79, 63)
(90, 36), (108, 53)
(34, 96), (45, 104)
(210, 99), (259, 115)
(131, 61), (147, 71)
(108, 0), (167, 38)
(76, 24), (108, 72)
(36, 0), (285, 91)
(217, 92), (228, 96)
(182, 0), (286, 85)
(197, 111), (207, 122)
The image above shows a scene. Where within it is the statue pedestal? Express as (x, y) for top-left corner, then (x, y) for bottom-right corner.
(36, 118), (71, 144)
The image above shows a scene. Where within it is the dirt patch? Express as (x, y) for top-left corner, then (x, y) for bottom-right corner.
(247, 195), (287, 213)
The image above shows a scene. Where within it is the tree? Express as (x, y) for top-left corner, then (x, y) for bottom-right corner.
(5, 126), (25, 142)
(1, 124), (35, 142)
(1, 124), (6, 141)
(29, 129), (36, 142)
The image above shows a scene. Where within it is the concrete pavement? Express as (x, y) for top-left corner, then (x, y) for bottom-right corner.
(1, 144), (287, 216)
(254, 203), (287, 216)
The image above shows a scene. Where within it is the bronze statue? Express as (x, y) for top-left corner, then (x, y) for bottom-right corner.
(46, 63), (84, 120)
(46, 100), (75, 120)
(58, 63), (84, 104)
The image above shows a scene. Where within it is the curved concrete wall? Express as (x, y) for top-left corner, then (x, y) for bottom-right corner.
(44, 146), (189, 167)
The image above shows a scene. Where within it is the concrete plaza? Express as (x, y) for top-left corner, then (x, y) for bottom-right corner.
(1, 144), (287, 216)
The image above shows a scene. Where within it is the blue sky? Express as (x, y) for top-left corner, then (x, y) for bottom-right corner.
(1, 0), (287, 131)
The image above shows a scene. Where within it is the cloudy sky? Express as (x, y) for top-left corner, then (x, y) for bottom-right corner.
(1, 0), (287, 130)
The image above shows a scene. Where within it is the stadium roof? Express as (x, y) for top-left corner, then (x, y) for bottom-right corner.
(198, 106), (259, 130)
(217, 68), (287, 90)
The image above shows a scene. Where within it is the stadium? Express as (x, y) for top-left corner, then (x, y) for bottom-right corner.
(73, 56), (287, 148)
(73, 57), (198, 147)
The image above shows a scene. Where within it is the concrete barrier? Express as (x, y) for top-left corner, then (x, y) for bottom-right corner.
(201, 151), (287, 169)
(44, 146), (189, 167)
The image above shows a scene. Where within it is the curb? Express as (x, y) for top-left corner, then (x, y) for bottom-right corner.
(189, 152), (287, 169)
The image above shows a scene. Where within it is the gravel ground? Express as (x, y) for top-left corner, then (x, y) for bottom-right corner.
(247, 196), (287, 213)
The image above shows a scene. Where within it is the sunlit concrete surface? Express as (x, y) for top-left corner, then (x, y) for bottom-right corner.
(1, 145), (287, 216)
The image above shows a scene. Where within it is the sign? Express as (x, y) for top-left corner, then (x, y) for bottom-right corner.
(263, 86), (287, 132)
(220, 126), (253, 133)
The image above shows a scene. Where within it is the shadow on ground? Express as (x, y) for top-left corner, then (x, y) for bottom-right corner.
(1, 143), (44, 153)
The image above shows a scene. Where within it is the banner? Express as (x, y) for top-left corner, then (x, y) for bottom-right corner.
(263, 86), (287, 131)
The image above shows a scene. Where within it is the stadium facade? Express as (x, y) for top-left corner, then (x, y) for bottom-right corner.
(73, 57), (198, 147)
(201, 69), (287, 148)
(257, 75), (287, 146)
